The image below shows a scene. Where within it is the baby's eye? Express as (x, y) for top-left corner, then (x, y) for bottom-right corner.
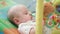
(25, 13), (28, 15)
(25, 12), (28, 15)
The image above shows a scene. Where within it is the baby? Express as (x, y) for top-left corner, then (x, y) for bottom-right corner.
(8, 5), (35, 34)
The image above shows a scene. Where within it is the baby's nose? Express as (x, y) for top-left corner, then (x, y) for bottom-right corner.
(29, 13), (32, 17)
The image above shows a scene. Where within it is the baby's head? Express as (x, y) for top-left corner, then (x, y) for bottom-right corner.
(8, 5), (32, 25)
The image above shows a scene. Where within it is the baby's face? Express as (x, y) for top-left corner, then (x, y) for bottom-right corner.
(18, 7), (33, 23)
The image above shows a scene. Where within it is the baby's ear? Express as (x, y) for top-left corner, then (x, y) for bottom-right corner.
(13, 17), (20, 25)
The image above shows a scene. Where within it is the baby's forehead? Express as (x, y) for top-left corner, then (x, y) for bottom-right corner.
(12, 5), (27, 10)
(9, 5), (28, 13)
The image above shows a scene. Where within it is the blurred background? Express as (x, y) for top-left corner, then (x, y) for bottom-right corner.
(12, 0), (36, 13)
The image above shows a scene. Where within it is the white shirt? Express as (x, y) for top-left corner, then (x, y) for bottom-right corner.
(18, 21), (35, 34)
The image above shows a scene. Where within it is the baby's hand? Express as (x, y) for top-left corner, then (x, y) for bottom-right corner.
(29, 27), (35, 34)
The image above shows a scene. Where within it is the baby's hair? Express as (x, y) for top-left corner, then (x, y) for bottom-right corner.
(8, 5), (20, 23)
(8, 5), (26, 27)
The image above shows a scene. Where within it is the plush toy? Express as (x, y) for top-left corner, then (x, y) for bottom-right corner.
(46, 0), (60, 29)
(44, 2), (54, 17)
(43, 2), (54, 26)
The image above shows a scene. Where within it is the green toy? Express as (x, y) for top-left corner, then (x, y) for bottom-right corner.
(46, 19), (55, 28)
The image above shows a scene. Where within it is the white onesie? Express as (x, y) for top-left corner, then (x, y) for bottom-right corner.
(18, 21), (35, 34)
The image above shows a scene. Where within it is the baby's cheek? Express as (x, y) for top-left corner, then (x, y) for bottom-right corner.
(22, 15), (32, 22)
(25, 16), (31, 20)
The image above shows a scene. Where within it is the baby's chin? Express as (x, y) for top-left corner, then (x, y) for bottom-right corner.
(28, 19), (35, 22)
(21, 18), (35, 23)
